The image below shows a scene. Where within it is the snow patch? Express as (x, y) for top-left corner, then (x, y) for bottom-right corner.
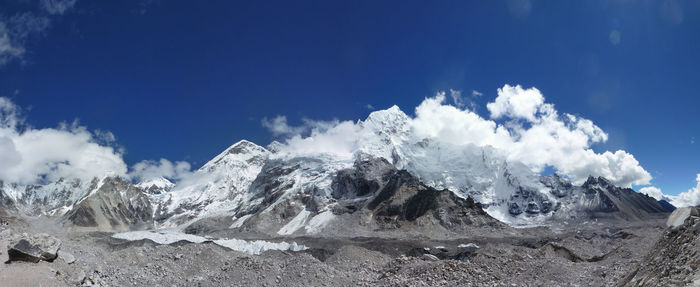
(112, 230), (210, 244)
(304, 210), (335, 234)
(214, 238), (307, 255)
(112, 230), (308, 255)
(277, 209), (311, 235)
(458, 243), (480, 249)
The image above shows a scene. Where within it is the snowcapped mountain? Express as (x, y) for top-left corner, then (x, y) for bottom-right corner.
(152, 140), (271, 226)
(157, 106), (671, 233)
(0, 105), (675, 234)
(0, 177), (104, 216)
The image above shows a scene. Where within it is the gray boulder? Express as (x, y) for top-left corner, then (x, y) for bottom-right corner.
(58, 250), (75, 264)
(7, 233), (61, 263)
(666, 206), (699, 228)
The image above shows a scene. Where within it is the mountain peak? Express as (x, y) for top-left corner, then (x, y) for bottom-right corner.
(136, 177), (174, 195)
(361, 105), (411, 139)
(200, 140), (269, 172)
(583, 176), (613, 188)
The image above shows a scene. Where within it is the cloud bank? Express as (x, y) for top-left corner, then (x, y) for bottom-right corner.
(671, 175), (700, 207)
(0, 98), (127, 184)
(644, 176), (700, 208)
(0, 97), (192, 185)
(265, 84), (652, 187)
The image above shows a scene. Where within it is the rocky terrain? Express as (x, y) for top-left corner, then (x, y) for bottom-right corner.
(0, 213), (678, 286)
(619, 206), (700, 286)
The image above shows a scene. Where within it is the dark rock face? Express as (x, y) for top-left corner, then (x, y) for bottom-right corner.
(7, 233), (61, 263)
(657, 200), (676, 212)
(541, 175), (673, 221)
(509, 203), (522, 215)
(227, 155), (504, 236)
(335, 156), (502, 230)
(332, 156), (394, 200)
(63, 177), (153, 232)
(505, 171), (559, 216)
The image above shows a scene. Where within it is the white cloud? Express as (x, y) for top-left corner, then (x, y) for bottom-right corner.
(366, 104), (375, 110)
(487, 84), (545, 122)
(40, 0), (78, 15)
(266, 84), (652, 187)
(128, 159), (192, 182)
(0, 122), (128, 185)
(262, 116), (304, 137)
(472, 90), (483, 97)
(0, 97), (200, 186)
(669, 174), (700, 207)
(0, 97), (160, 186)
(639, 186), (664, 201)
(262, 115), (339, 138)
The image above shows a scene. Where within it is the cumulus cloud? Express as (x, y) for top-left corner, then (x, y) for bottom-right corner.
(472, 90), (483, 97)
(0, 97), (202, 187)
(487, 84), (545, 121)
(0, 98), (128, 184)
(128, 159), (192, 182)
(266, 84), (652, 187)
(669, 174), (700, 207)
(638, 177), (700, 208)
(279, 121), (363, 159)
(639, 186), (664, 201)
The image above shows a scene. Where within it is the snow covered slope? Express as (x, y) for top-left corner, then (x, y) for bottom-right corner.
(153, 140), (271, 226)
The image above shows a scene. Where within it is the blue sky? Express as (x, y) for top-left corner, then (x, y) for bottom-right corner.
(0, 0), (699, 196)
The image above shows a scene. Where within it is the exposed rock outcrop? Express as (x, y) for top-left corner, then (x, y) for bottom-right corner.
(545, 176), (674, 221)
(63, 177), (153, 232)
(7, 233), (61, 263)
(224, 155), (504, 237)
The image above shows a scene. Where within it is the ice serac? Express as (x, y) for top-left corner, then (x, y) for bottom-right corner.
(63, 177), (153, 232)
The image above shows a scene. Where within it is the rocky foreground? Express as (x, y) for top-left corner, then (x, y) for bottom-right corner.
(2, 211), (697, 287)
